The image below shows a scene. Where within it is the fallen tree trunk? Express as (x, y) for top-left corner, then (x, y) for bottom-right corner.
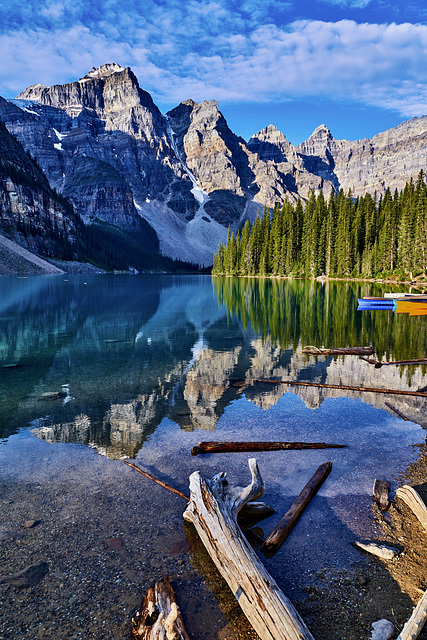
(302, 346), (374, 356)
(396, 485), (427, 532)
(191, 441), (347, 456)
(396, 589), (427, 640)
(261, 463), (332, 557)
(132, 576), (190, 640)
(183, 458), (315, 640)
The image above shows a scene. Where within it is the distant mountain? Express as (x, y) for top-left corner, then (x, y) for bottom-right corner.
(1, 62), (427, 267)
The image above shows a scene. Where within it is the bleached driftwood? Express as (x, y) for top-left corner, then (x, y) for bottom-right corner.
(353, 541), (400, 560)
(132, 576), (190, 640)
(183, 458), (315, 640)
(396, 589), (427, 640)
(396, 485), (427, 532)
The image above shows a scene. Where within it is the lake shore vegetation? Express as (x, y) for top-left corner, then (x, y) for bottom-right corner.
(212, 171), (427, 282)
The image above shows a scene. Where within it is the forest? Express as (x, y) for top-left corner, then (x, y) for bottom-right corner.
(212, 171), (427, 279)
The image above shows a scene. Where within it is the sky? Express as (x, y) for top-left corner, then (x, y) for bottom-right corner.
(1, 0), (427, 145)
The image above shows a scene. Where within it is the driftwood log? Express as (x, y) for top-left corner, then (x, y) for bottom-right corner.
(302, 346), (374, 356)
(132, 576), (190, 640)
(191, 441), (346, 456)
(360, 357), (427, 368)
(353, 541), (400, 560)
(261, 462), (332, 557)
(124, 461), (189, 501)
(373, 479), (391, 510)
(183, 458), (315, 640)
(231, 379), (427, 398)
(396, 589), (427, 640)
(396, 486), (427, 532)
(384, 403), (410, 421)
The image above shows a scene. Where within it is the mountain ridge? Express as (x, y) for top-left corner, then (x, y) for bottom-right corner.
(1, 62), (427, 268)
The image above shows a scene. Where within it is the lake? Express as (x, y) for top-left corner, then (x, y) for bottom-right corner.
(1, 274), (426, 640)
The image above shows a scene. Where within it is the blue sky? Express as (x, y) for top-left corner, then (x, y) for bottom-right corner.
(1, 0), (427, 144)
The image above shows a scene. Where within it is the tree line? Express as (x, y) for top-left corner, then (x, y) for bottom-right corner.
(212, 171), (427, 279)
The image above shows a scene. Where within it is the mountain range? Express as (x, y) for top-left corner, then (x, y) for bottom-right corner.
(1, 62), (427, 269)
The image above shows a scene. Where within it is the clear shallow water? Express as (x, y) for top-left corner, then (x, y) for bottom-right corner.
(1, 273), (427, 638)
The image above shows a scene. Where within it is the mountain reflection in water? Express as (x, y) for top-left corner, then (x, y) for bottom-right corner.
(0, 274), (426, 459)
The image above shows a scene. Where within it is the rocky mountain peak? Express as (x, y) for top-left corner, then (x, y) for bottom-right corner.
(248, 124), (295, 163)
(296, 124), (335, 164)
(82, 63), (126, 80)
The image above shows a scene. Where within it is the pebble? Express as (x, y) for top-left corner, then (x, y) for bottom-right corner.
(370, 619), (395, 640)
(24, 519), (39, 528)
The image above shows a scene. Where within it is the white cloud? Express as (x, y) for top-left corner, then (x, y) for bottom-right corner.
(1, 14), (427, 120)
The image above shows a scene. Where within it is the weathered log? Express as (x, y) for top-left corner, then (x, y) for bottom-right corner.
(373, 479), (391, 510)
(261, 462), (332, 557)
(396, 485), (427, 532)
(132, 576), (190, 640)
(124, 461), (189, 502)
(396, 589), (427, 640)
(183, 458), (315, 640)
(302, 346), (374, 356)
(191, 441), (347, 456)
(384, 403), (410, 421)
(284, 381), (427, 398)
(360, 357), (427, 368)
(353, 541), (400, 560)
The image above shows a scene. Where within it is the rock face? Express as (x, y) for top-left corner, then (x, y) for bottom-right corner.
(1, 62), (427, 266)
(0, 117), (80, 260)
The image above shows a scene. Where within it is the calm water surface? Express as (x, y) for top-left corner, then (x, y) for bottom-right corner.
(1, 274), (426, 638)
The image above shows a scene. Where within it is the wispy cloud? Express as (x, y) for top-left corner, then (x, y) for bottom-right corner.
(0, 0), (427, 120)
(318, 0), (373, 7)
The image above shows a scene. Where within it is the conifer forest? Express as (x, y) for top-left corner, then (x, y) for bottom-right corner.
(212, 171), (427, 279)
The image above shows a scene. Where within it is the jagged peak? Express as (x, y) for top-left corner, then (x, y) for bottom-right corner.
(80, 63), (126, 81)
(309, 124), (333, 138)
(250, 124), (289, 143)
(181, 99), (197, 108)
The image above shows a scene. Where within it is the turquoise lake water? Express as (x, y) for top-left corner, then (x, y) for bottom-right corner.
(1, 273), (426, 639)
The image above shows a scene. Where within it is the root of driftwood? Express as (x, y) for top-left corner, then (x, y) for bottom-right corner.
(183, 458), (315, 640)
(132, 576), (190, 640)
(302, 346), (374, 356)
(396, 485), (427, 532)
(191, 440), (347, 456)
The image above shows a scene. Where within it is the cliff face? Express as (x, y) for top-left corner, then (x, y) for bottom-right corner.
(0, 116), (79, 260)
(1, 63), (427, 266)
